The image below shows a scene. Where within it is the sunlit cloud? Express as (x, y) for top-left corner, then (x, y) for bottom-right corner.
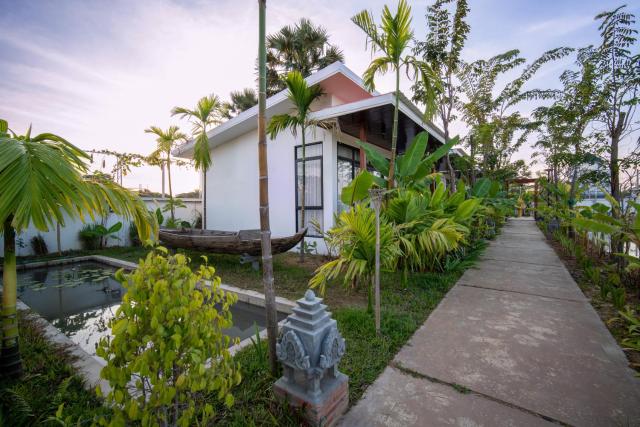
(0, 0), (630, 187)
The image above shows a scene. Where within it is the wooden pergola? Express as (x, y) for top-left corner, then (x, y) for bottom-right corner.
(506, 177), (539, 218)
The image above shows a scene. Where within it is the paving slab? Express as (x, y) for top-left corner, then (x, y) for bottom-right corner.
(457, 265), (586, 302)
(395, 275), (640, 426)
(340, 366), (554, 427)
(341, 219), (640, 427)
(480, 245), (565, 267)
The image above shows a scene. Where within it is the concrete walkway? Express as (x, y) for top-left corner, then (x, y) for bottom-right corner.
(341, 218), (640, 427)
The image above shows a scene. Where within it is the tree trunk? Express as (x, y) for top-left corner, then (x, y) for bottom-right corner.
(387, 67), (400, 189)
(1, 217), (22, 378)
(202, 170), (207, 230)
(470, 134), (476, 185)
(161, 163), (166, 198)
(610, 132), (621, 206)
(167, 152), (175, 221)
(56, 222), (62, 256)
(258, 0), (279, 376)
(443, 124), (456, 192)
(373, 199), (381, 336)
(299, 128), (306, 263)
(610, 127), (624, 261)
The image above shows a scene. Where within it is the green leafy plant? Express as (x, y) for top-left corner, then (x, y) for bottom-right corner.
(267, 70), (329, 263)
(309, 204), (401, 312)
(352, 0), (439, 187)
(617, 307), (640, 352)
(96, 249), (241, 426)
(78, 222), (123, 250)
(29, 234), (48, 256)
(164, 217), (191, 230)
(161, 197), (187, 218)
(610, 286), (626, 310)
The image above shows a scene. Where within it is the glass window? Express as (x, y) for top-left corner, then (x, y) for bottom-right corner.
(295, 142), (323, 237)
(337, 143), (361, 213)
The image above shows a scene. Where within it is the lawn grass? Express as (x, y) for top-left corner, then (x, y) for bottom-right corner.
(11, 245), (365, 309)
(2, 240), (487, 425)
(208, 242), (487, 425)
(0, 312), (109, 426)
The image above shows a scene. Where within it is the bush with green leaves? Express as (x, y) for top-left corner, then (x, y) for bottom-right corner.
(79, 222), (123, 249)
(309, 204), (401, 311)
(29, 234), (48, 256)
(96, 249), (241, 426)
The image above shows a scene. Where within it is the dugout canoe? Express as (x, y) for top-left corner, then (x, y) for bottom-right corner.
(158, 227), (307, 256)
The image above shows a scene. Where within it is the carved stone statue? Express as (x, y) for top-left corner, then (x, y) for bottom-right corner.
(274, 289), (349, 426)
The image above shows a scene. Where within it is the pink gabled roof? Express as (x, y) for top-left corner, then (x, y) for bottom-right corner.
(174, 62), (376, 158)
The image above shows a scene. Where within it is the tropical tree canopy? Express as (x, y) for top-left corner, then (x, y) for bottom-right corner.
(266, 71), (325, 139)
(171, 94), (224, 171)
(352, 0), (440, 188)
(267, 18), (344, 95)
(222, 88), (258, 118)
(0, 119), (156, 240)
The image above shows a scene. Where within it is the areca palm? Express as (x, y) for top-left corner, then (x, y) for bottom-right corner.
(0, 119), (156, 377)
(352, 0), (439, 189)
(145, 125), (187, 221)
(309, 204), (401, 312)
(267, 70), (325, 262)
(266, 18), (344, 95)
(222, 88), (258, 119)
(172, 95), (224, 229)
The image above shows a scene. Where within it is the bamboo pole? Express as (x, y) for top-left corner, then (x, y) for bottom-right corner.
(1, 217), (22, 378)
(258, 0), (278, 376)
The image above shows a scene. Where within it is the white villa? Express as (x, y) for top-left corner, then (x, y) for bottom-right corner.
(173, 62), (446, 252)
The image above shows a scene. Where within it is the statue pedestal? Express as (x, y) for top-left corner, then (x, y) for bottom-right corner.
(274, 290), (349, 426)
(274, 372), (348, 427)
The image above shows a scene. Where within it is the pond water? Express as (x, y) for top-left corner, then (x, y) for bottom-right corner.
(4, 261), (285, 358)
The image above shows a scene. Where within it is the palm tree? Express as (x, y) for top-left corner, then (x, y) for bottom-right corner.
(267, 70), (324, 263)
(145, 125), (187, 221)
(413, 0), (471, 192)
(267, 18), (344, 95)
(258, 0), (279, 376)
(222, 88), (258, 119)
(0, 119), (156, 378)
(171, 95), (224, 229)
(352, 0), (438, 189)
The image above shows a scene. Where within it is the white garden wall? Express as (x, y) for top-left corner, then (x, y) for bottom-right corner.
(0, 198), (201, 257)
(204, 126), (336, 254)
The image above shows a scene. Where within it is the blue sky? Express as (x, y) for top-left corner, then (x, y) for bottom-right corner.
(1, 0), (637, 193)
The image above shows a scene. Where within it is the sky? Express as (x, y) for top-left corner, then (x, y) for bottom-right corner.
(1, 0), (638, 193)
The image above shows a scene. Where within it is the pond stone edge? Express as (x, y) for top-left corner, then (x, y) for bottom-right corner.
(5, 255), (297, 397)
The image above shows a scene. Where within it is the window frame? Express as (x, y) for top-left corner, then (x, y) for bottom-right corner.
(294, 141), (323, 237)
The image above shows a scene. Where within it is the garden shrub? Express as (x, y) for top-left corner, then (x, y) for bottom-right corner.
(78, 223), (101, 250)
(96, 248), (241, 426)
(29, 234), (48, 256)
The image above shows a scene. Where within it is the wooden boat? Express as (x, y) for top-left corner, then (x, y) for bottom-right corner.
(158, 228), (307, 256)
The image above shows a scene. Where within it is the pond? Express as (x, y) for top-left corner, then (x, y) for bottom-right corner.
(4, 261), (285, 358)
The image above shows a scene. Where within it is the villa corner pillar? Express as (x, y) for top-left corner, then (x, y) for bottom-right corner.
(359, 122), (367, 169)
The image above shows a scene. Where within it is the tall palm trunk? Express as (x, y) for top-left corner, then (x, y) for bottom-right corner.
(299, 127), (306, 263)
(258, 0), (278, 376)
(469, 134), (476, 185)
(56, 222), (62, 256)
(202, 170), (207, 230)
(387, 66), (400, 189)
(442, 124), (456, 192)
(166, 151), (175, 221)
(1, 217), (22, 378)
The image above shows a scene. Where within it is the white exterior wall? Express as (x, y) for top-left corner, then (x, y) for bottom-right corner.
(205, 126), (337, 254)
(1, 198), (201, 257)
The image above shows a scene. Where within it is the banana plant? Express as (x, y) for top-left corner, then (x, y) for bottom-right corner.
(340, 132), (459, 205)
